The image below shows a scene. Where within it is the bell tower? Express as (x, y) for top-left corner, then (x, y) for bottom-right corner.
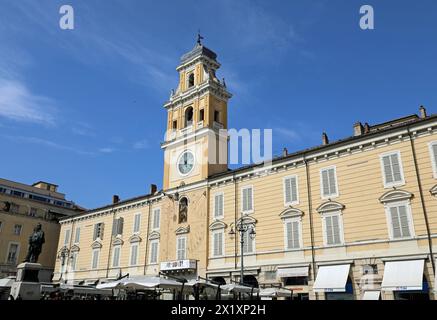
(162, 36), (232, 190)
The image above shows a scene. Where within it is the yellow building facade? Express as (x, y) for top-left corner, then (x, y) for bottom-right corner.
(55, 41), (437, 300)
(0, 179), (82, 281)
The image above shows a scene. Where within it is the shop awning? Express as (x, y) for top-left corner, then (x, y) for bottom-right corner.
(313, 264), (350, 292)
(277, 266), (309, 278)
(259, 287), (293, 298)
(362, 291), (380, 300)
(221, 284), (259, 294)
(381, 260), (424, 291)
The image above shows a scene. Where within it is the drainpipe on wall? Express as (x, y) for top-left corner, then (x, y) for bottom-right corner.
(304, 155), (318, 300)
(143, 200), (152, 275)
(105, 210), (116, 279)
(407, 127), (435, 273)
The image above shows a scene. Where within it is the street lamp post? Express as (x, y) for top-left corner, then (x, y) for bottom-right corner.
(229, 219), (256, 285)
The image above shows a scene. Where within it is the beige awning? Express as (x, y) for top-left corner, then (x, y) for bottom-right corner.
(277, 266), (309, 278)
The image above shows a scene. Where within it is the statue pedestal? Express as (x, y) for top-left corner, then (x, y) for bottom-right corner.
(10, 263), (42, 300)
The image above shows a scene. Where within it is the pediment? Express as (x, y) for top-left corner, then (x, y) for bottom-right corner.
(175, 225), (190, 235)
(112, 238), (124, 246)
(316, 201), (345, 214)
(91, 241), (102, 249)
(430, 184), (437, 196)
(236, 215), (257, 227)
(209, 220), (228, 230)
(148, 231), (160, 240)
(129, 234), (142, 243)
(279, 207), (304, 220)
(70, 245), (80, 252)
(379, 189), (413, 204)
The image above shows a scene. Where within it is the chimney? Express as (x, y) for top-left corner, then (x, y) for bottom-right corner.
(353, 122), (364, 136)
(112, 195), (120, 204)
(419, 105), (427, 119)
(364, 122), (370, 134)
(282, 147), (288, 157)
(322, 132), (329, 145)
(150, 184), (157, 195)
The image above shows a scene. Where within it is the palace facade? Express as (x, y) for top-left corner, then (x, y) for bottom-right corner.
(0, 179), (82, 281)
(54, 40), (437, 300)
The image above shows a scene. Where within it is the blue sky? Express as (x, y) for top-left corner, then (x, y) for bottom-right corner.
(1, 0), (436, 209)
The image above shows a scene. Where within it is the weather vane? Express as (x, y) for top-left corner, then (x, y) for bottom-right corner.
(197, 30), (204, 45)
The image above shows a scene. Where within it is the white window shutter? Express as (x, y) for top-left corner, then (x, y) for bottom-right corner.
(390, 154), (402, 182)
(112, 219), (118, 236)
(322, 170), (330, 196)
(93, 224), (98, 241)
(75, 227), (80, 243)
(325, 216), (334, 245)
(390, 207), (402, 238)
(328, 169), (337, 195)
(432, 144), (437, 168)
(118, 218), (124, 235)
(332, 215), (341, 244)
(292, 221), (300, 248)
(382, 155), (394, 184)
(131, 245), (138, 265)
(398, 205), (410, 237)
(64, 229), (70, 245)
(284, 179), (292, 204)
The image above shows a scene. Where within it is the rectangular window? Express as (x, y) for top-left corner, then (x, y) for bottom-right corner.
(324, 214), (343, 245)
(429, 142), (437, 178)
(133, 214), (141, 233)
(199, 109), (205, 121)
(64, 229), (71, 246)
(130, 243), (139, 266)
(112, 218), (124, 236)
(91, 249), (100, 269)
(241, 186), (254, 213)
(71, 252), (78, 271)
(13, 224), (22, 235)
(6, 243), (19, 264)
(242, 229), (255, 254)
(10, 203), (19, 213)
(284, 176), (299, 205)
(388, 204), (412, 239)
(93, 223), (104, 240)
(381, 151), (404, 187)
(112, 246), (121, 267)
(152, 209), (160, 230)
(149, 241), (159, 264)
(285, 219), (301, 249)
(320, 167), (338, 198)
(212, 230), (224, 257)
(29, 207), (38, 217)
(214, 193), (224, 218)
(177, 236), (187, 260)
(0, 221), (3, 232)
(74, 227), (80, 244)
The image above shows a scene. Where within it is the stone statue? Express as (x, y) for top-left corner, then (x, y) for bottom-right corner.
(24, 223), (45, 263)
(179, 198), (188, 224)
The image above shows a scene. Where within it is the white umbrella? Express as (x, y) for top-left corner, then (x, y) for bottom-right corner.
(186, 279), (219, 289)
(122, 276), (183, 290)
(221, 283), (259, 294)
(96, 279), (124, 290)
(259, 287), (292, 298)
(0, 276), (15, 288)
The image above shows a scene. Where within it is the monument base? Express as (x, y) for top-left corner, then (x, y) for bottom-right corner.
(9, 262), (42, 300)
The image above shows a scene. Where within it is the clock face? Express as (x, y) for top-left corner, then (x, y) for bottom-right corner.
(177, 150), (195, 175)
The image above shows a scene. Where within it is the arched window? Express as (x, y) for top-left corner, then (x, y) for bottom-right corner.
(188, 73), (195, 88)
(185, 107), (193, 127)
(179, 197), (188, 223)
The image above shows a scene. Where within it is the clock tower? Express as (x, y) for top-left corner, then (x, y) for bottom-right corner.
(162, 37), (232, 190)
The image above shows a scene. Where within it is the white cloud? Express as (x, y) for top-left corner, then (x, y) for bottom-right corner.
(99, 147), (115, 154)
(0, 79), (57, 126)
(2, 135), (95, 156)
(274, 127), (301, 141)
(133, 139), (149, 150)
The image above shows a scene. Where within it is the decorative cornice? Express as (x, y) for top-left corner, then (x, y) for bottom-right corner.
(91, 240), (102, 249)
(209, 220), (227, 230)
(316, 201), (345, 214)
(175, 225), (190, 235)
(129, 234), (142, 243)
(70, 245), (80, 252)
(379, 189), (413, 204)
(112, 237), (124, 246)
(279, 207), (304, 220)
(236, 215), (257, 227)
(148, 231), (160, 240)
